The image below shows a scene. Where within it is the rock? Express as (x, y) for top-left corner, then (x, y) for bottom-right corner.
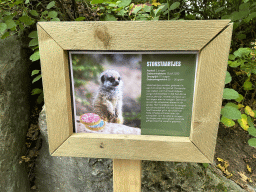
(35, 107), (113, 192)
(37, 107), (245, 192)
(0, 35), (31, 192)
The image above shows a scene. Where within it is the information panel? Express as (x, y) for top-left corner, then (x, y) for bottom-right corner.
(141, 53), (198, 136)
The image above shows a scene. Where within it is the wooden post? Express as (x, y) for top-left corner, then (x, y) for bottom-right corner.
(113, 159), (142, 192)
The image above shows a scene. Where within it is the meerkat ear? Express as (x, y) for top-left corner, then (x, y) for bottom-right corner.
(101, 75), (105, 83)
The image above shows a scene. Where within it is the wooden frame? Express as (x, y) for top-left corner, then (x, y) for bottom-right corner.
(37, 20), (232, 163)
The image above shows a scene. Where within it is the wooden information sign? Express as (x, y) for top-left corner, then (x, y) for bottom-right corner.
(38, 20), (233, 191)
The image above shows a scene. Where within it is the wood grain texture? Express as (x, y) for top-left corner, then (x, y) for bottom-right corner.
(37, 20), (230, 51)
(37, 25), (73, 154)
(190, 24), (233, 162)
(37, 21), (232, 162)
(113, 159), (141, 192)
(52, 133), (210, 163)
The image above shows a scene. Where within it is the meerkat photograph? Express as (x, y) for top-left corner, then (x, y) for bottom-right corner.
(69, 52), (142, 134)
(69, 51), (197, 137)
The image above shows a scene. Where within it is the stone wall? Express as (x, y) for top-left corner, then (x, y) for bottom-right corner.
(0, 35), (31, 192)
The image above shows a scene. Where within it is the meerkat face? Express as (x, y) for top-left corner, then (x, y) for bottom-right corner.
(100, 69), (122, 89)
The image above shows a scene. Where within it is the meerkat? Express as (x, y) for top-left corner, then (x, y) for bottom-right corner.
(93, 69), (123, 124)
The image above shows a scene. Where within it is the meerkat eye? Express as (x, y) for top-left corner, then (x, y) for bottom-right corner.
(108, 77), (115, 83)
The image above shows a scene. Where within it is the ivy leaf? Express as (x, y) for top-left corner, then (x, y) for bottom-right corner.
(228, 60), (240, 68)
(29, 38), (38, 47)
(228, 54), (236, 60)
(132, 6), (142, 14)
(31, 70), (40, 76)
(221, 105), (241, 120)
(104, 14), (117, 21)
(48, 11), (58, 18)
(234, 48), (251, 57)
(225, 71), (232, 84)
(37, 92), (44, 104)
(28, 31), (38, 38)
(243, 81), (253, 90)
(247, 116), (254, 127)
(1, 32), (10, 39)
(169, 2), (180, 11)
(238, 114), (249, 131)
(215, 6), (225, 13)
(32, 74), (42, 83)
(0, 23), (7, 33)
(91, 0), (104, 4)
(51, 18), (60, 21)
(75, 17), (86, 21)
(31, 88), (42, 95)
(248, 138), (256, 148)
(118, 0), (131, 8)
(223, 88), (239, 100)
(245, 106), (255, 117)
(30, 10), (39, 17)
(225, 102), (238, 109)
(235, 94), (244, 102)
(220, 116), (235, 127)
(5, 19), (17, 29)
(19, 16), (34, 25)
(30, 50), (40, 62)
(248, 127), (256, 137)
(47, 1), (55, 9)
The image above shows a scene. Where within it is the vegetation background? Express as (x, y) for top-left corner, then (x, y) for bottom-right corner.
(0, 0), (256, 190)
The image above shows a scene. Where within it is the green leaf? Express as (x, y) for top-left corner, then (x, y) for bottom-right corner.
(32, 74), (42, 83)
(30, 10), (39, 17)
(5, 19), (16, 29)
(31, 70), (40, 76)
(245, 12), (256, 22)
(3, 15), (14, 22)
(47, 1), (55, 9)
(247, 116), (254, 128)
(29, 38), (38, 47)
(154, 5), (165, 16)
(30, 50), (40, 62)
(248, 138), (256, 148)
(239, 3), (250, 11)
(223, 88), (239, 100)
(132, 6), (142, 14)
(104, 14), (117, 21)
(225, 102), (238, 109)
(37, 92), (44, 104)
(243, 81), (253, 91)
(234, 48), (251, 58)
(169, 2), (180, 11)
(31, 88), (42, 95)
(215, 6), (225, 13)
(25, 0), (29, 4)
(51, 18), (60, 21)
(48, 11), (58, 18)
(228, 54), (236, 60)
(248, 127), (256, 137)
(28, 31), (38, 38)
(228, 60), (240, 68)
(75, 17), (86, 21)
(0, 23), (7, 33)
(221, 105), (241, 120)
(1, 32), (10, 39)
(118, 0), (131, 8)
(19, 16), (34, 25)
(235, 94), (244, 102)
(220, 116), (235, 127)
(91, 0), (104, 4)
(225, 71), (232, 84)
